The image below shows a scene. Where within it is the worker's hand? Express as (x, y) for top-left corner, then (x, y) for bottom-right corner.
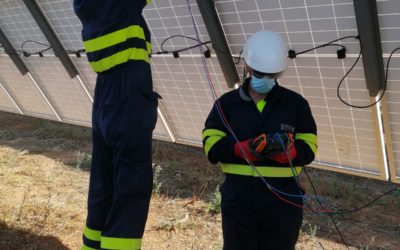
(234, 134), (267, 162)
(267, 133), (297, 164)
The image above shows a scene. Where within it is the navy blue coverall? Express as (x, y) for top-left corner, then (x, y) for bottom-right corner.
(202, 79), (317, 250)
(74, 1), (159, 249)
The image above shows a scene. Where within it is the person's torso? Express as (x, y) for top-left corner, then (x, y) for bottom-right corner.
(74, 0), (152, 73)
(218, 82), (306, 208)
(220, 82), (301, 150)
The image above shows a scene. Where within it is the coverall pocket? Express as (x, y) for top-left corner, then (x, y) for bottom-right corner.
(139, 88), (162, 103)
(99, 87), (158, 146)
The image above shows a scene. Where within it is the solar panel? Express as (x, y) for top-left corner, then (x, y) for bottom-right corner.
(36, 0), (82, 52)
(0, 0), (49, 55)
(150, 55), (230, 145)
(0, 0), (92, 126)
(23, 56), (92, 126)
(0, 0), (398, 181)
(144, 1), (224, 143)
(220, 0), (384, 179)
(0, 55), (56, 119)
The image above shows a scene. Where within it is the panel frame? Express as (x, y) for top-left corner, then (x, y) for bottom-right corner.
(157, 103), (177, 143)
(382, 94), (399, 183)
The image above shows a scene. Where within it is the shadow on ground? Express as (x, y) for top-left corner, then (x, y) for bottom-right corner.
(0, 111), (221, 200)
(0, 221), (69, 250)
(0, 111), (93, 170)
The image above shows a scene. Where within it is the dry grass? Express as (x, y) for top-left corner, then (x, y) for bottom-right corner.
(0, 111), (399, 250)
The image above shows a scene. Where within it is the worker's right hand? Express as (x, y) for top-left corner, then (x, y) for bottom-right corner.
(233, 134), (267, 162)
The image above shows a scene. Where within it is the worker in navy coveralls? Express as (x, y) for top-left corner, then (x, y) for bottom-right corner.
(202, 31), (318, 250)
(74, 0), (160, 249)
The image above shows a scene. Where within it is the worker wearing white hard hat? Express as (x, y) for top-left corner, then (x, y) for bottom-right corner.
(202, 31), (318, 249)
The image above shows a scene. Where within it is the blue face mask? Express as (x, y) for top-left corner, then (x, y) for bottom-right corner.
(250, 75), (276, 94)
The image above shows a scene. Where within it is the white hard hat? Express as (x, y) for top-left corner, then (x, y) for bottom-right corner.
(242, 31), (288, 74)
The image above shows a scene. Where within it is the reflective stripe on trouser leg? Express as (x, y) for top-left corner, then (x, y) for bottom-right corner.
(100, 130), (153, 249)
(82, 226), (102, 250)
(83, 80), (115, 249)
(100, 124), (154, 249)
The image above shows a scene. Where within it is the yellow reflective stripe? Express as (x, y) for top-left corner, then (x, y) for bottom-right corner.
(90, 48), (149, 72)
(256, 100), (266, 113)
(146, 41), (152, 54)
(83, 25), (145, 53)
(295, 133), (318, 155)
(101, 236), (141, 250)
(146, 0), (152, 5)
(82, 244), (97, 250)
(202, 129), (227, 156)
(204, 135), (224, 156)
(202, 129), (227, 140)
(83, 226), (101, 242)
(221, 163), (302, 177)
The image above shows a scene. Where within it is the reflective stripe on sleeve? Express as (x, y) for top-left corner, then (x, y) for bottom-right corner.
(101, 236), (142, 250)
(295, 133), (317, 155)
(202, 129), (227, 156)
(221, 163), (302, 177)
(146, 41), (152, 54)
(201, 129), (227, 140)
(204, 136), (224, 156)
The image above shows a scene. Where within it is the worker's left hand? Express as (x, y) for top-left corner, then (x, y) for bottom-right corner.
(267, 133), (297, 164)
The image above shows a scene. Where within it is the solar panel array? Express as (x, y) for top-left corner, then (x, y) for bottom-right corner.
(0, 0), (398, 183)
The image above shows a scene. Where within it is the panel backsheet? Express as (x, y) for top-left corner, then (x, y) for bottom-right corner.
(0, 80), (16, 112)
(151, 56), (230, 143)
(0, 56), (56, 119)
(23, 56), (92, 125)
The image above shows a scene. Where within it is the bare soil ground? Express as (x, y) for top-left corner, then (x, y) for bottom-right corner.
(0, 111), (399, 250)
